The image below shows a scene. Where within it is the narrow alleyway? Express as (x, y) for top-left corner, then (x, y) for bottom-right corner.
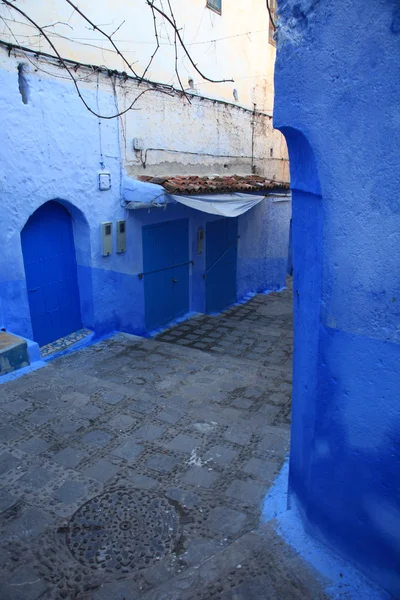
(0, 282), (327, 599)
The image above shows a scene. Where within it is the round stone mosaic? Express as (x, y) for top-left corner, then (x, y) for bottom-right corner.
(66, 488), (181, 572)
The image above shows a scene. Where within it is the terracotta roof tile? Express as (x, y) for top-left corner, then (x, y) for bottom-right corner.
(137, 175), (289, 195)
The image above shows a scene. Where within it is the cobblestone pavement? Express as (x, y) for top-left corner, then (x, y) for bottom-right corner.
(0, 281), (327, 599)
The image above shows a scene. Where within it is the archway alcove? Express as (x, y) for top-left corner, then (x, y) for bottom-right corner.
(20, 199), (94, 346)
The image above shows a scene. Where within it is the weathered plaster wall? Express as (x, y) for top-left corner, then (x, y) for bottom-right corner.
(121, 83), (288, 180)
(274, 0), (400, 595)
(0, 0), (289, 180)
(237, 196), (291, 297)
(0, 0), (277, 112)
(0, 53), (127, 339)
(0, 51), (289, 343)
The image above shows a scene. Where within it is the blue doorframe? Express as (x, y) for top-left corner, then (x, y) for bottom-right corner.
(205, 218), (238, 313)
(142, 219), (189, 331)
(21, 201), (82, 346)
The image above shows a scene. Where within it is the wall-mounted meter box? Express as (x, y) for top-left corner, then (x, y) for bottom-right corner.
(99, 171), (111, 191)
(116, 220), (126, 253)
(101, 222), (112, 256)
(133, 138), (144, 151)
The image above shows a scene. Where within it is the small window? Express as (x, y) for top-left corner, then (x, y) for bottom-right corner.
(268, 0), (277, 45)
(207, 0), (221, 15)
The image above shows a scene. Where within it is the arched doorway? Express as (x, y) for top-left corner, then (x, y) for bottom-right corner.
(21, 201), (82, 347)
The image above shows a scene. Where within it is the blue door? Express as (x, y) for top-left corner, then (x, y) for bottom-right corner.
(21, 201), (82, 347)
(142, 219), (189, 331)
(205, 218), (238, 313)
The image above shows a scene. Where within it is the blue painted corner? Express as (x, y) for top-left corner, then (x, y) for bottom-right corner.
(274, 0), (400, 595)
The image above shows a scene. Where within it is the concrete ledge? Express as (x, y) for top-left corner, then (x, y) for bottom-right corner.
(0, 332), (30, 375)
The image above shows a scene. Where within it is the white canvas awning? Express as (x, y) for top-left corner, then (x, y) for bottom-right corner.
(171, 193), (266, 217)
(123, 176), (290, 216)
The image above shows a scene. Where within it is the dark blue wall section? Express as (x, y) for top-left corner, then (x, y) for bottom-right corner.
(142, 219), (189, 331)
(206, 218), (238, 313)
(274, 0), (400, 595)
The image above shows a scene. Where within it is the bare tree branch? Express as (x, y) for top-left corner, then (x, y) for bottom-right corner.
(146, 0), (234, 84)
(166, 0), (191, 102)
(0, 0), (237, 118)
(1, 0), (162, 118)
(63, 0), (139, 77)
(139, 2), (160, 82)
(266, 0), (276, 31)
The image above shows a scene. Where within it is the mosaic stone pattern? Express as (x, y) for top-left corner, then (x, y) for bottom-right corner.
(40, 328), (92, 358)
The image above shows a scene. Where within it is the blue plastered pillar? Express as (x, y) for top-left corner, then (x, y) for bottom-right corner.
(274, 1), (400, 595)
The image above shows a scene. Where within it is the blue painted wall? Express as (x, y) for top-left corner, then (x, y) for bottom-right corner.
(237, 195), (291, 296)
(274, 1), (400, 595)
(0, 51), (291, 345)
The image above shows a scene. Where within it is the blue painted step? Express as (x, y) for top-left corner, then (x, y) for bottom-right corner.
(0, 332), (30, 375)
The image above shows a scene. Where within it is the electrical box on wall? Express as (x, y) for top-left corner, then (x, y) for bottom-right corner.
(116, 220), (126, 253)
(99, 171), (111, 191)
(101, 222), (112, 256)
(133, 138), (144, 151)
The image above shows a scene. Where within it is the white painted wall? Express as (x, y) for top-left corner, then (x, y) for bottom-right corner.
(0, 0), (289, 180)
(0, 0), (277, 110)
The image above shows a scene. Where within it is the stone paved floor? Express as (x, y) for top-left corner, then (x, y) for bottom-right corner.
(0, 280), (328, 599)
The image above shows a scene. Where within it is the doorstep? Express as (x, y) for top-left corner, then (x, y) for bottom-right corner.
(0, 331), (30, 375)
(40, 328), (93, 358)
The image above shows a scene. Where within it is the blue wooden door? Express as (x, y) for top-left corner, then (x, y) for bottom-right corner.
(205, 218), (238, 313)
(21, 201), (82, 346)
(142, 219), (189, 331)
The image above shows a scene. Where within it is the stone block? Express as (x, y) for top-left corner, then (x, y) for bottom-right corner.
(146, 453), (179, 473)
(108, 414), (136, 431)
(84, 459), (119, 483)
(3, 399), (31, 415)
(242, 457), (279, 481)
(182, 466), (218, 488)
(206, 506), (247, 536)
(157, 407), (184, 424)
(225, 479), (265, 505)
(166, 434), (199, 453)
(81, 430), (112, 448)
(0, 424), (25, 442)
(19, 437), (49, 455)
(165, 487), (200, 509)
(53, 447), (87, 469)
(2, 507), (52, 541)
(223, 428), (253, 446)
(100, 391), (125, 405)
(0, 566), (47, 600)
(202, 445), (238, 467)
(0, 452), (21, 475)
(124, 472), (157, 489)
(27, 409), (54, 426)
(52, 480), (86, 504)
(18, 466), (55, 489)
(182, 540), (222, 569)
(112, 440), (143, 462)
(134, 423), (166, 441)
(231, 398), (253, 410)
(0, 488), (17, 512)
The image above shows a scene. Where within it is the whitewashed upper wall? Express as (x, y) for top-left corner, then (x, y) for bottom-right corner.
(0, 0), (276, 111)
(0, 0), (289, 179)
(119, 78), (289, 179)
